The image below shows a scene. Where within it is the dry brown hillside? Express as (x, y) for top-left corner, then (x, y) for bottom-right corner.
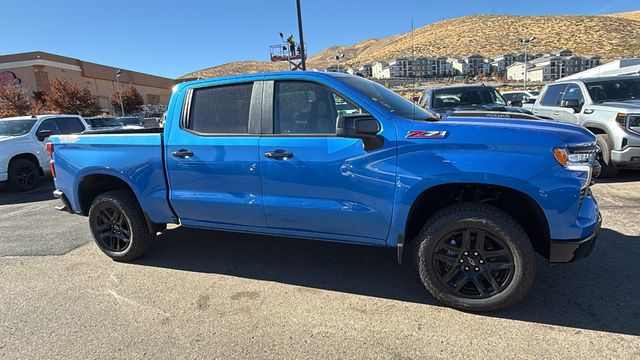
(180, 12), (640, 79)
(339, 14), (640, 67)
(180, 61), (288, 80)
(608, 10), (640, 22)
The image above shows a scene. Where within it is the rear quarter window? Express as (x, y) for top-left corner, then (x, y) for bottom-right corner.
(56, 117), (86, 134)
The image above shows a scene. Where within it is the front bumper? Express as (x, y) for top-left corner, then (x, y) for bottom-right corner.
(611, 146), (640, 168)
(549, 213), (602, 263)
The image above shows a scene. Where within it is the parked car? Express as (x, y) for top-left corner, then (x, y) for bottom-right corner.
(418, 85), (534, 117)
(0, 114), (88, 191)
(531, 75), (640, 177)
(84, 117), (125, 132)
(50, 72), (601, 311)
(501, 90), (540, 107)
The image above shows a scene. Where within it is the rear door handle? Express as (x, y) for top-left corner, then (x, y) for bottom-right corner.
(553, 111), (560, 115)
(171, 149), (194, 158)
(264, 150), (294, 159)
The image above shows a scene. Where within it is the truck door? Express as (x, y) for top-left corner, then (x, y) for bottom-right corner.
(556, 83), (585, 125)
(165, 81), (266, 228)
(532, 84), (567, 120)
(258, 80), (396, 244)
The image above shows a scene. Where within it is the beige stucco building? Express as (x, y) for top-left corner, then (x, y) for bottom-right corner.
(0, 51), (175, 112)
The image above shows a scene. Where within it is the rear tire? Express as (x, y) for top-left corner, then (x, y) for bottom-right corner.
(595, 134), (619, 178)
(413, 203), (536, 312)
(7, 158), (39, 192)
(88, 190), (154, 262)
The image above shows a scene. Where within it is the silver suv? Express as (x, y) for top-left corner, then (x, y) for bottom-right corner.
(532, 75), (640, 177)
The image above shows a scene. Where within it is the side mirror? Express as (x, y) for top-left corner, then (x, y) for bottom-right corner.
(560, 99), (582, 113)
(510, 100), (523, 107)
(337, 114), (383, 151)
(36, 129), (53, 141)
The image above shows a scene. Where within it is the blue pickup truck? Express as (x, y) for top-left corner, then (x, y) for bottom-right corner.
(49, 72), (601, 311)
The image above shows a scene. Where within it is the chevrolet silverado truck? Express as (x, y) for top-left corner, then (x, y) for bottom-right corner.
(418, 85), (534, 117)
(50, 72), (601, 311)
(0, 114), (89, 191)
(531, 75), (640, 177)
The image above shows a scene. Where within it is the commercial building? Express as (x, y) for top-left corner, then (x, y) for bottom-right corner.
(0, 51), (175, 113)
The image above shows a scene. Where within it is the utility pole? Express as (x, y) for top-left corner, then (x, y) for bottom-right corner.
(115, 69), (125, 116)
(518, 36), (535, 90)
(296, 0), (306, 70)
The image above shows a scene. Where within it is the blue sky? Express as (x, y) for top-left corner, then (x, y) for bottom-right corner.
(1, 0), (637, 78)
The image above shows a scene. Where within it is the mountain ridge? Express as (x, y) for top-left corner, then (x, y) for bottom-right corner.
(180, 11), (640, 79)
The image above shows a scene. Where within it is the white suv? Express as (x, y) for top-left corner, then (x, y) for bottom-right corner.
(531, 75), (640, 177)
(0, 115), (89, 191)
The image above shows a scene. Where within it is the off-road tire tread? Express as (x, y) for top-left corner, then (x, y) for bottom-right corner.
(413, 202), (536, 312)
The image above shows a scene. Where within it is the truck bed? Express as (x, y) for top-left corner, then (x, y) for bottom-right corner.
(50, 131), (176, 224)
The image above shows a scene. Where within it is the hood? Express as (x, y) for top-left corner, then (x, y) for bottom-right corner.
(594, 99), (640, 111)
(440, 116), (595, 146)
(438, 104), (532, 116)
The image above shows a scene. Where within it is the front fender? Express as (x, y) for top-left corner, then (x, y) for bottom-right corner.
(388, 171), (548, 247)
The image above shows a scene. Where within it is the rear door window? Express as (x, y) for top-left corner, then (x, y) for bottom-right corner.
(187, 82), (253, 134)
(56, 117), (86, 134)
(540, 84), (568, 106)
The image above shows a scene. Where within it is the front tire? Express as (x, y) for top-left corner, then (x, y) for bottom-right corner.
(414, 203), (536, 312)
(88, 190), (154, 262)
(595, 134), (619, 178)
(7, 158), (39, 192)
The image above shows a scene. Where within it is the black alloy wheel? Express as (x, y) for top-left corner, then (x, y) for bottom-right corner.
(95, 205), (132, 252)
(17, 163), (37, 188)
(432, 228), (514, 299)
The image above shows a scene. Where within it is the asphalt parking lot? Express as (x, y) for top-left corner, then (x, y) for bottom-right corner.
(1, 174), (639, 359)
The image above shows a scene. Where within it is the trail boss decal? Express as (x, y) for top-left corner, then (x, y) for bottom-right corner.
(406, 130), (448, 139)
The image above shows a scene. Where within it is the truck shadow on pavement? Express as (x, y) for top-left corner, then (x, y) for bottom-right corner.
(136, 226), (640, 336)
(595, 170), (640, 184)
(0, 179), (55, 205)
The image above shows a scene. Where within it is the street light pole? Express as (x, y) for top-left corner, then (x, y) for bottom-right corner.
(519, 36), (535, 90)
(115, 69), (125, 116)
(296, 0), (306, 70)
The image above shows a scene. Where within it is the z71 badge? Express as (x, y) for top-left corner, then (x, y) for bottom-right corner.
(406, 130), (448, 139)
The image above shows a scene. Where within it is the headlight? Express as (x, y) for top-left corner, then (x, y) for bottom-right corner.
(554, 144), (598, 188)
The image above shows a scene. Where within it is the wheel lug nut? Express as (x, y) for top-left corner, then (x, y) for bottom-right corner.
(474, 267), (480, 271)
(464, 266), (470, 271)
(463, 252), (469, 256)
(479, 260), (485, 264)
(459, 259), (464, 263)
(473, 252), (479, 256)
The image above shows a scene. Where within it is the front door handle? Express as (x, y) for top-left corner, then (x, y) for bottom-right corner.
(264, 150), (294, 159)
(172, 149), (194, 158)
(553, 111), (560, 115)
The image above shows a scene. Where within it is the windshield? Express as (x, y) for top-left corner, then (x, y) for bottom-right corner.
(586, 78), (640, 103)
(336, 75), (435, 120)
(87, 117), (124, 128)
(0, 119), (37, 137)
(432, 87), (507, 110)
(118, 117), (141, 126)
